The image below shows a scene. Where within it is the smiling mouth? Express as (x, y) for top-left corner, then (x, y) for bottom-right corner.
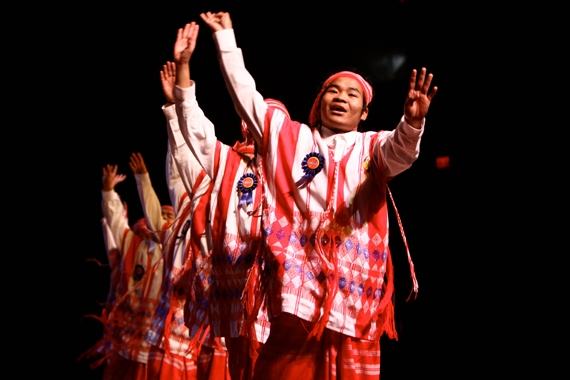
(330, 106), (346, 113)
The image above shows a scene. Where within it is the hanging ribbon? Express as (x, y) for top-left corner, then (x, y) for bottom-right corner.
(237, 173), (258, 207)
(296, 152), (325, 188)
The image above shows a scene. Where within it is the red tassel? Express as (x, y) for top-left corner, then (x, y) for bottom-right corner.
(387, 186), (418, 300)
(308, 226), (339, 341)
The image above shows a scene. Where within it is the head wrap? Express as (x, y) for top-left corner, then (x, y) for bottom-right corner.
(161, 205), (174, 215)
(132, 217), (148, 236)
(308, 71), (373, 127)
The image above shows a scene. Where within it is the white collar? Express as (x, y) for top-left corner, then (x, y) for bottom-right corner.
(320, 126), (358, 162)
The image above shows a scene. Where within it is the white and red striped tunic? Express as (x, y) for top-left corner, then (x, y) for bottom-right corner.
(145, 104), (214, 358)
(213, 28), (425, 341)
(101, 188), (164, 363)
(175, 84), (270, 345)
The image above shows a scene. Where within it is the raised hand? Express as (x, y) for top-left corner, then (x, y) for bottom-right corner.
(129, 152), (148, 175)
(160, 61), (176, 104)
(200, 11), (232, 32)
(403, 67), (438, 129)
(173, 22), (199, 65)
(102, 164), (126, 191)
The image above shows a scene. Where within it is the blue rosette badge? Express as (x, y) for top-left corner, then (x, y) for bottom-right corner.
(237, 173), (258, 207)
(296, 152), (325, 188)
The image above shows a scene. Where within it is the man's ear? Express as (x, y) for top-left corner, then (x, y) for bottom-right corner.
(360, 107), (369, 121)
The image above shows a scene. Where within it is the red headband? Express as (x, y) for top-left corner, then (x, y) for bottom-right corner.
(308, 71), (373, 127)
(161, 205), (174, 214)
(132, 218), (148, 234)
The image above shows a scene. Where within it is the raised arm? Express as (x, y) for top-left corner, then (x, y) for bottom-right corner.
(160, 61), (209, 202)
(403, 67), (438, 129)
(172, 21), (221, 180)
(374, 67), (438, 178)
(174, 22), (199, 89)
(130, 152), (166, 243)
(161, 60), (188, 213)
(200, 11), (268, 147)
(101, 164), (129, 249)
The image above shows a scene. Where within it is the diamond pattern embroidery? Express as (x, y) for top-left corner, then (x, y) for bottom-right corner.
(372, 249), (381, 261)
(278, 216), (289, 227)
(357, 283), (364, 296)
(335, 235), (342, 248)
(371, 233), (382, 247)
(289, 234), (298, 244)
(374, 288), (382, 299)
(349, 280), (356, 293)
(344, 239), (354, 252)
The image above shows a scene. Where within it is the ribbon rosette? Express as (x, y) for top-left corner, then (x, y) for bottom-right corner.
(296, 152), (325, 188)
(237, 173), (258, 207)
(133, 264), (145, 281)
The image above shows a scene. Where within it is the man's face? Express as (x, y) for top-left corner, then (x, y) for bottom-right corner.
(162, 209), (175, 225)
(319, 77), (368, 133)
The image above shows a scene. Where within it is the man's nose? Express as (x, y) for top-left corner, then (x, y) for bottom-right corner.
(333, 94), (347, 103)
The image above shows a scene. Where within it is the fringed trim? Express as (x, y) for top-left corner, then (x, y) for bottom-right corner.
(78, 310), (122, 369)
(85, 257), (110, 267)
(184, 323), (210, 357)
(160, 205), (192, 358)
(386, 185), (419, 301)
(240, 251), (265, 360)
(160, 302), (174, 357)
(80, 230), (170, 368)
(308, 223), (340, 341)
(371, 251), (398, 341)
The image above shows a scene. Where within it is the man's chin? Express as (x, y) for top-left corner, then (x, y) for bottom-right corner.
(322, 123), (357, 134)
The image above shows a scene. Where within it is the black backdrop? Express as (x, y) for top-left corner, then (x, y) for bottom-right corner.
(58, 1), (469, 378)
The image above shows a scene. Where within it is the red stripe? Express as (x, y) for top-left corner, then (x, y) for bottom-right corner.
(212, 150), (242, 240)
(269, 110), (299, 220)
(120, 229), (141, 295)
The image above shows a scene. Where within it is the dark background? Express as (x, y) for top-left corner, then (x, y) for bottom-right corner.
(61, 0), (470, 378)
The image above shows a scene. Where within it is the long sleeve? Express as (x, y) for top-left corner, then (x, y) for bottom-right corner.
(163, 103), (190, 214)
(174, 82), (219, 180)
(373, 116), (424, 178)
(101, 216), (118, 255)
(165, 100), (210, 199)
(165, 144), (186, 214)
(134, 172), (165, 244)
(101, 189), (129, 251)
(214, 28), (423, 180)
(213, 29), (267, 148)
